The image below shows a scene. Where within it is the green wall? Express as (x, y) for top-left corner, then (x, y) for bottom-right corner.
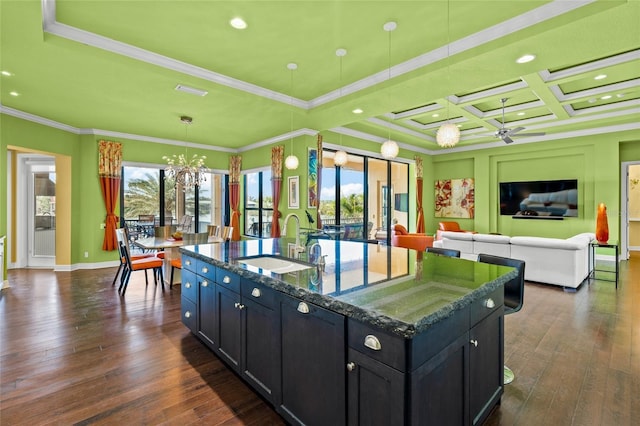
(1, 111), (639, 271)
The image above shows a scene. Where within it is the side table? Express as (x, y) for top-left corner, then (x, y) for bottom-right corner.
(589, 240), (619, 289)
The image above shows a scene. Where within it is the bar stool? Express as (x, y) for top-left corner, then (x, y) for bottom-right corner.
(477, 253), (525, 384)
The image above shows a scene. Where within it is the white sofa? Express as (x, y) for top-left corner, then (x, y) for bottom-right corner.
(434, 231), (595, 289)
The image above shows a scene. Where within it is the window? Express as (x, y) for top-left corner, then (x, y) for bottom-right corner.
(320, 150), (409, 244)
(121, 165), (226, 238)
(244, 170), (273, 238)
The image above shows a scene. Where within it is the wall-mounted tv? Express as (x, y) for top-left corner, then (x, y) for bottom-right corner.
(394, 193), (409, 212)
(499, 179), (578, 218)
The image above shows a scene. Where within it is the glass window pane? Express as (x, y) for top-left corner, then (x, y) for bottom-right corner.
(368, 158), (388, 241)
(320, 156), (336, 227)
(262, 170), (273, 208)
(198, 172), (224, 229)
(123, 167), (160, 237)
(245, 210), (259, 237)
(339, 154), (365, 240)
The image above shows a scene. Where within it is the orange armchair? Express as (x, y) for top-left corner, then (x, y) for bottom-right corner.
(436, 221), (472, 240)
(391, 224), (434, 251)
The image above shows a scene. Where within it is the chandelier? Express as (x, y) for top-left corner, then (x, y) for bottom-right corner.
(163, 116), (207, 191)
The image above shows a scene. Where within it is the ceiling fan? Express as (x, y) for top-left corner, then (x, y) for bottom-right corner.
(491, 98), (546, 144)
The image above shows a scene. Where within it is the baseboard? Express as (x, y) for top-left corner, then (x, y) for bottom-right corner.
(1, 279), (9, 290)
(54, 260), (120, 272)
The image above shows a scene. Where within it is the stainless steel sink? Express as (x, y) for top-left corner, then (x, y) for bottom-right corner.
(237, 255), (314, 274)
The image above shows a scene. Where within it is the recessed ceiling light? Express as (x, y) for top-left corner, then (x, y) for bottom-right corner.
(516, 54), (536, 64)
(616, 93), (625, 98)
(432, 113), (439, 118)
(175, 84), (208, 96)
(456, 124), (462, 128)
(601, 95), (612, 100)
(517, 112), (525, 116)
(1, 70), (12, 76)
(352, 108), (363, 114)
(594, 74), (607, 80)
(588, 98), (597, 103)
(230, 17), (247, 29)
(9, 91), (19, 96)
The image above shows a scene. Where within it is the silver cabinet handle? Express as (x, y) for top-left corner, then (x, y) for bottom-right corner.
(201, 280), (208, 287)
(185, 260), (191, 266)
(364, 335), (382, 351)
(185, 282), (191, 289)
(470, 339), (478, 347)
(184, 311), (191, 318)
(297, 302), (310, 314)
(346, 362), (356, 372)
(223, 275), (231, 284)
(202, 266), (208, 273)
(251, 288), (261, 298)
(234, 302), (245, 310)
(485, 298), (495, 309)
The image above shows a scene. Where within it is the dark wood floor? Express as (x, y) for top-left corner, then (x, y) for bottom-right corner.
(1, 254), (638, 425)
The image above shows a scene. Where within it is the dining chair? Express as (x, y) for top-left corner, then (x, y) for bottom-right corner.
(477, 253), (525, 385)
(207, 225), (220, 238)
(115, 229), (164, 295)
(169, 232), (208, 288)
(426, 247), (461, 258)
(112, 228), (154, 287)
(221, 226), (233, 241)
(177, 215), (193, 232)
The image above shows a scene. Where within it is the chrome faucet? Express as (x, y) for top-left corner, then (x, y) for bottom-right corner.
(308, 243), (326, 271)
(283, 213), (305, 256)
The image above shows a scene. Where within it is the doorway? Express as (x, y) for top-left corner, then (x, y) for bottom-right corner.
(20, 155), (56, 268)
(621, 161), (640, 260)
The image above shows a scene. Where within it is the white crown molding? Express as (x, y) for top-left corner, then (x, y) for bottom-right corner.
(237, 128), (319, 152)
(404, 116), (467, 131)
(41, 0), (594, 110)
(367, 117), (435, 141)
(455, 80), (530, 105)
(550, 78), (640, 103)
(539, 49), (640, 83)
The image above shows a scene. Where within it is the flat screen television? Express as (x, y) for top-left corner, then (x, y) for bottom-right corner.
(499, 179), (578, 218)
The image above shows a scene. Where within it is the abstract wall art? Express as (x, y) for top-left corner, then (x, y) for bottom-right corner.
(434, 178), (475, 218)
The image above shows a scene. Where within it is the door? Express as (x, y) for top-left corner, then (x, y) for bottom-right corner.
(27, 158), (56, 268)
(622, 162), (640, 260)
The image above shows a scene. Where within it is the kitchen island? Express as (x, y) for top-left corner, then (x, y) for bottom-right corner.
(179, 238), (516, 426)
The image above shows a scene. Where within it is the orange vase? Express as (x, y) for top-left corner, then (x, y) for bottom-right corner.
(595, 203), (609, 244)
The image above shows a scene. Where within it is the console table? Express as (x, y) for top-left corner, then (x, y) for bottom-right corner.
(589, 240), (619, 289)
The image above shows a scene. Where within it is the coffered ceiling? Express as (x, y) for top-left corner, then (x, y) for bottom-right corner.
(1, 0), (639, 155)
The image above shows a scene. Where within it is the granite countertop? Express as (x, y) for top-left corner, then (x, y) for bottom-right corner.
(180, 238), (516, 338)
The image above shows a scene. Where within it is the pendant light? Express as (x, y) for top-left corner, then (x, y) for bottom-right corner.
(381, 21), (399, 159)
(436, 0), (461, 148)
(284, 63), (299, 170)
(163, 116), (207, 191)
(334, 48), (348, 167)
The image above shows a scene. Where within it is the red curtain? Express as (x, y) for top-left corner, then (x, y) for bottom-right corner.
(415, 156), (425, 234)
(316, 134), (323, 229)
(98, 140), (122, 251)
(229, 155), (242, 241)
(271, 146), (284, 237)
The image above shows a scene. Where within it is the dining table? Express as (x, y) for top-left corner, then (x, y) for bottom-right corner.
(134, 235), (224, 285)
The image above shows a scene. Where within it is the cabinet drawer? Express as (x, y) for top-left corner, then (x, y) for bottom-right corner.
(181, 269), (198, 303)
(470, 287), (503, 326)
(348, 319), (406, 371)
(181, 297), (197, 333)
(216, 268), (241, 290)
(241, 280), (277, 309)
(196, 260), (217, 282)
(181, 255), (197, 272)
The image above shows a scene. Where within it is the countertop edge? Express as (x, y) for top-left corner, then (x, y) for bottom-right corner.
(180, 246), (515, 338)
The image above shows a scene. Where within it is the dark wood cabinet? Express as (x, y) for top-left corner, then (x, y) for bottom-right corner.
(280, 295), (346, 426)
(469, 308), (503, 425)
(346, 348), (405, 425)
(241, 282), (281, 403)
(182, 255), (505, 426)
(197, 275), (217, 348)
(215, 284), (242, 370)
